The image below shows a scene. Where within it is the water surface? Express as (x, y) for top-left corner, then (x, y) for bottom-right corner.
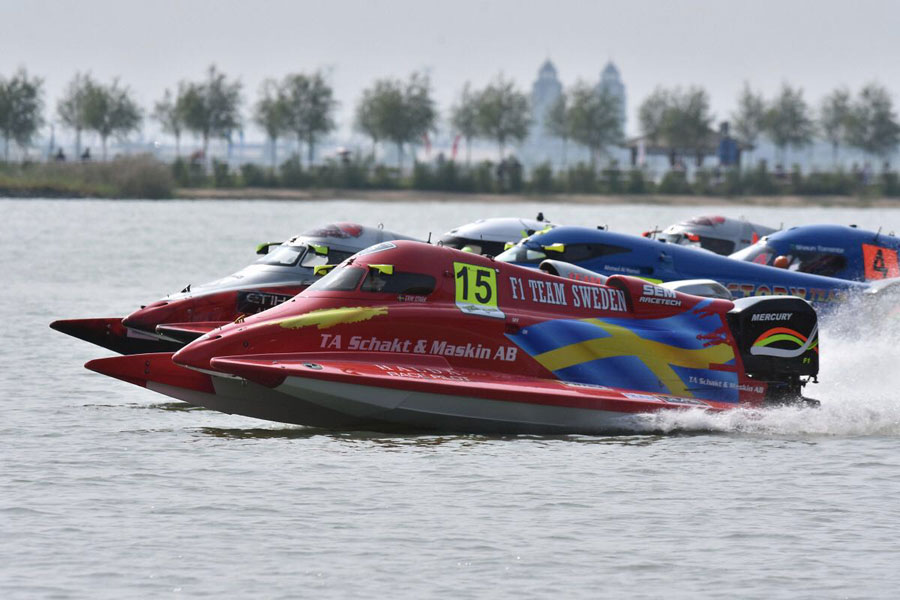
(2, 199), (899, 599)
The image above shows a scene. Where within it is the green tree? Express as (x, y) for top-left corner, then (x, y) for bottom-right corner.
(638, 87), (671, 143)
(846, 83), (900, 160)
(253, 79), (288, 168)
(354, 72), (436, 169)
(545, 91), (570, 166)
(0, 68), (44, 161)
(180, 65), (242, 161)
(475, 74), (530, 158)
(57, 72), (94, 158)
(663, 86), (713, 164)
(84, 79), (142, 160)
(819, 87), (852, 166)
(639, 86), (712, 165)
(732, 82), (766, 164)
(450, 82), (479, 164)
(281, 71), (337, 166)
(402, 72), (437, 164)
(765, 83), (814, 164)
(354, 85), (382, 160)
(566, 82), (623, 165)
(153, 85), (187, 158)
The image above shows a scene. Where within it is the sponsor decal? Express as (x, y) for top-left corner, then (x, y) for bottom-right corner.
(686, 375), (765, 393)
(374, 364), (470, 382)
(658, 395), (709, 407)
(725, 282), (846, 303)
(565, 272), (607, 285)
(561, 381), (612, 391)
(508, 275), (567, 307)
(750, 312), (792, 322)
(236, 290), (294, 314)
(570, 284), (627, 312)
(319, 333), (518, 362)
(603, 264), (642, 275)
(791, 243), (845, 254)
(622, 392), (662, 402)
(638, 283), (682, 307)
(508, 276), (627, 313)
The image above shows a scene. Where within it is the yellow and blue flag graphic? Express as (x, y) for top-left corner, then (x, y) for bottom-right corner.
(507, 300), (740, 402)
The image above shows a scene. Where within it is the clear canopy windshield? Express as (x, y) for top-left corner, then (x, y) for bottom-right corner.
(441, 236), (510, 257)
(255, 245), (356, 268)
(732, 243), (847, 276)
(731, 244), (775, 265)
(306, 266), (366, 292)
(256, 245), (307, 267)
(660, 232), (734, 255)
(496, 245), (547, 264)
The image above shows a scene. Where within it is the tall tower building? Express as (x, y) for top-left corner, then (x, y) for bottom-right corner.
(596, 61), (626, 135)
(531, 59), (563, 139)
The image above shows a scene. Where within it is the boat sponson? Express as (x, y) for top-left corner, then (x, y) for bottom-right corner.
(50, 317), (183, 355)
(209, 353), (734, 415)
(85, 352), (215, 393)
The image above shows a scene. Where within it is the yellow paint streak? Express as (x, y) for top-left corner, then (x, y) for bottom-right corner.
(534, 319), (734, 397)
(277, 306), (389, 330)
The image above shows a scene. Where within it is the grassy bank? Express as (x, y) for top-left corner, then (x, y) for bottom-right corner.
(0, 155), (174, 199)
(176, 157), (900, 201)
(4, 155), (900, 206)
(174, 186), (900, 207)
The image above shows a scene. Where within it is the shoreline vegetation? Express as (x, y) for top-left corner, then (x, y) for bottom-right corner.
(3, 65), (900, 210)
(2, 155), (900, 206)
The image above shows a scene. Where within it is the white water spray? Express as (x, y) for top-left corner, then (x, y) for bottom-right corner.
(638, 299), (900, 437)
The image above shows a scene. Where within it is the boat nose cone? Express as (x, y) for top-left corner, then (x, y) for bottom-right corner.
(50, 318), (96, 339)
(122, 300), (176, 333)
(172, 333), (224, 372)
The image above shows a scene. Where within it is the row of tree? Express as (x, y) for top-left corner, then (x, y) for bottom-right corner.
(2, 65), (899, 167)
(732, 83), (900, 163)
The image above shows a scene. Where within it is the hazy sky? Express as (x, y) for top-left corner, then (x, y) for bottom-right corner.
(2, 0), (899, 142)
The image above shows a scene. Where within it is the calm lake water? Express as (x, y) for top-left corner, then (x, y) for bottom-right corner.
(2, 198), (900, 599)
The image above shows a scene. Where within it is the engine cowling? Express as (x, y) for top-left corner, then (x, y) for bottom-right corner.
(726, 295), (819, 402)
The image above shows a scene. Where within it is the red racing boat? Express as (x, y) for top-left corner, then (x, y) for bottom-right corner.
(51, 222), (418, 355)
(85, 241), (820, 434)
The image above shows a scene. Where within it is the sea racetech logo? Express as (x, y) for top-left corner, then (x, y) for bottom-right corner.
(638, 283), (681, 306)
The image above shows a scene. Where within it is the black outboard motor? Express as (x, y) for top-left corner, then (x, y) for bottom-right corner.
(726, 296), (819, 405)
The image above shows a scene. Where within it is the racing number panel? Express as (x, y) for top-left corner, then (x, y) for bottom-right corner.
(453, 262), (505, 319)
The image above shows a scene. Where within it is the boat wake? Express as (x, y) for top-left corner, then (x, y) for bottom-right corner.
(639, 301), (900, 437)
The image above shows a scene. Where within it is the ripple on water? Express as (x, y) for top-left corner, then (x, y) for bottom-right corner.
(3, 200), (900, 599)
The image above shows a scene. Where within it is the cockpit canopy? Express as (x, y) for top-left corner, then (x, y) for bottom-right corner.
(496, 240), (630, 265)
(256, 222), (420, 268)
(440, 216), (555, 256)
(656, 215), (776, 256)
(256, 243), (355, 269)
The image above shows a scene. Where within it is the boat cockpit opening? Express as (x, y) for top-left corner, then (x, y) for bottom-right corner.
(497, 242), (631, 264)
(307, 265), (437, 296)
(732, 244), (847, 276)
(256, 244), (355, 268)
(659, 232), (735, 255)
(440, 236), (509, 257)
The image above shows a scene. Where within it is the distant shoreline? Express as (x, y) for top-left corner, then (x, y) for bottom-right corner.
(174, 187), (900, 207)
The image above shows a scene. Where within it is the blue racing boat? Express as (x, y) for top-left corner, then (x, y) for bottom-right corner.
(730, 224), (900, 282)
(496, 226), (874, 307)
